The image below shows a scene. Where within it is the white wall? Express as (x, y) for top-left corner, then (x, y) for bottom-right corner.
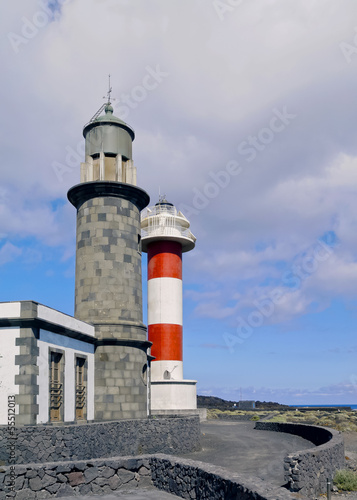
(37, 305), (95, 337)
(151, 360), (184, 381)
(37, 330), (95, 424)
(0, 328), (20, 425)
(0, 302), (21, 318)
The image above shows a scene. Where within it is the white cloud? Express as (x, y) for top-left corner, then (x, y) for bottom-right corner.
(1, 2), (357, 396)
(0, 242), (22, 266)
(181, 151), (357, 324)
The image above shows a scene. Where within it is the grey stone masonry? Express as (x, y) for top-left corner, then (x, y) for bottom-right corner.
(74, 196), (145, 329)
(68, 181), (150, 421)
(94, 344), (148, 420)
(14, 303), (40, 426)
(0, 416), (200, 465)
(150, 454), (307, 500)
(0, 454), (306, 499)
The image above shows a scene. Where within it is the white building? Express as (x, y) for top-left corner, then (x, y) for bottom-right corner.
(0, 301), (95, 425)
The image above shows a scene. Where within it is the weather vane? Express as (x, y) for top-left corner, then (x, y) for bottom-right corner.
(104, 74), (113, 104)
(86, 75), (116, 126)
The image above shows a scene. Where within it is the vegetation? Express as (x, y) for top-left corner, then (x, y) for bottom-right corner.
(197, 395), (290, 410)
(267, 410), (357, 432)
(334, 469), (357, 491)
(206, 409), (269, 420)
(206, 408), (357, 432)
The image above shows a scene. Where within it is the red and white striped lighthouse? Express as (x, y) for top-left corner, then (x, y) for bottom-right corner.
(141, 198), (197, 411)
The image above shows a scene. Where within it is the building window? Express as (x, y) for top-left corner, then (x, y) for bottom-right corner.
(141, 363), (148, 385)
(75, 356), (87, 420)
(49, 351), (63, 422)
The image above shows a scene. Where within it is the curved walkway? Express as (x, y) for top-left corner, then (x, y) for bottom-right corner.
(56, 420), (325, 499)
(178, 420), (313, 486)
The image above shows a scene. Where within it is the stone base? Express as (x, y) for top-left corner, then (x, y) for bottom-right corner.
(150, 379), (197, 411)
(94, 342), (148, 420)
(151, 408), (207, 421)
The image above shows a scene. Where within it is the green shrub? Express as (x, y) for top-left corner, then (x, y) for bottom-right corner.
(250, 415), (260, 421)
(205, 408), (357, 431)
(206, 409), (219, 419)
(334, 469), (357, 491)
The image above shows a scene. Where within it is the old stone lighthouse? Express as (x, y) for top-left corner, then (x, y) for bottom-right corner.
(67, 100), (151, 420)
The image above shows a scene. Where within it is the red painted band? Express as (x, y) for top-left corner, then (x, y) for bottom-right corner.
(148, 241), (182, 280)
(149, 323), (183, 361)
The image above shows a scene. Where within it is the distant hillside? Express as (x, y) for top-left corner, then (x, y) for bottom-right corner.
(197, 395), (235, 409)
(255, 400), (291, 410)
(197, 395), (290, 410)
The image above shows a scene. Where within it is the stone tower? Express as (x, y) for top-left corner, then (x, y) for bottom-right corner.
(68, 99), (150, 420)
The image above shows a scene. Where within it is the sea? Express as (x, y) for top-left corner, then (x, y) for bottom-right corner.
(290, 404), (357, 410)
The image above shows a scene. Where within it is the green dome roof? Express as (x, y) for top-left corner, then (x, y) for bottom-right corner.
(83, 103), (135, 141)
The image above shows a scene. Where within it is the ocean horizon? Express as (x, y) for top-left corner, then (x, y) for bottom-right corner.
(290, 404), (357, 410)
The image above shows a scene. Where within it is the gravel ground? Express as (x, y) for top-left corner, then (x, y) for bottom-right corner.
(177, 421), (313, 485)
(332, 495), (357, 499)
(60, 487), (178, 499)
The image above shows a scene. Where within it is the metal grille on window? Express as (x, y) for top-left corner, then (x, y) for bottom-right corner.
(76, 357), (86, 420)
(50, 352), (63, 422)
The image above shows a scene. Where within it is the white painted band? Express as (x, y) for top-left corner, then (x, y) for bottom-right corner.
(151, 360), (183, 381)
(148, 277), (182, 326)
(150, 381), (197, 411)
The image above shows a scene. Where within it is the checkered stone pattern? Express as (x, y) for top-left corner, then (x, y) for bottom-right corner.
(94, 344), (147, 420)
(75, 196), (144, 330)
(74, 195), (148, 420)
(15, 302), (40, 426)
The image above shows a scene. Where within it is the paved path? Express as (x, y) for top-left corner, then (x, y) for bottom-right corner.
(60, 489), (177, 499)
(178, 420), (313, 486)
(332, 495), (357, 499)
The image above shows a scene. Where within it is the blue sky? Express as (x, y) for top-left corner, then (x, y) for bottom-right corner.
(2, 0), (357, 405)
